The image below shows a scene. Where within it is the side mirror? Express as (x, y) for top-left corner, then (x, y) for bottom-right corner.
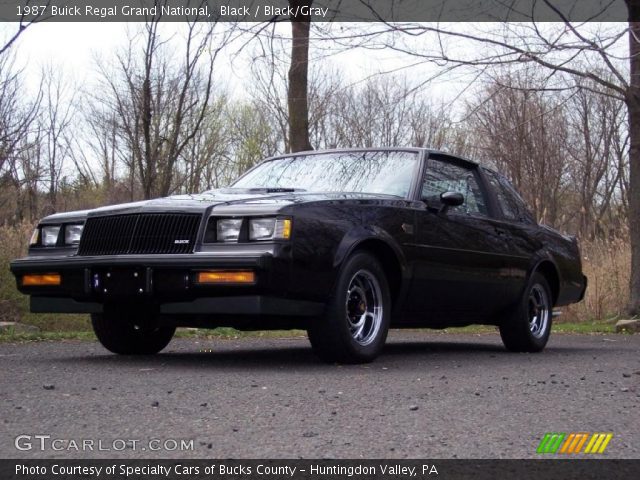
(439, 191), (464, 214)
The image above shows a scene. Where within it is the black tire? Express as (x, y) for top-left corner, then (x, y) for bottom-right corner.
(91, 312), (175, 355)
(307, 252), (391, 364)
(499, 273), (553, 353)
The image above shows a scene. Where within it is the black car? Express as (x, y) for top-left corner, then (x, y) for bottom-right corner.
(10, 148), (587, 363)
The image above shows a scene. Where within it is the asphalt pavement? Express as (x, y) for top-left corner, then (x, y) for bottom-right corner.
(0, 331), (638, 458)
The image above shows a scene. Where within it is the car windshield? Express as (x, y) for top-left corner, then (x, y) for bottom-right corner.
(231, 150), (419, 198)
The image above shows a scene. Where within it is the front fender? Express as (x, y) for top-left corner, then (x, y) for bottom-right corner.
(334, 225), (407, 271)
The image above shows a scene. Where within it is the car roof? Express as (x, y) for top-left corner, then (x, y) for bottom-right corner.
(270, 147), (481, 166)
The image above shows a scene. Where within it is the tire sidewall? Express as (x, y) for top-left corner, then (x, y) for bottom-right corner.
(521, 273), (553, 351)
(328, 252), (391, 361)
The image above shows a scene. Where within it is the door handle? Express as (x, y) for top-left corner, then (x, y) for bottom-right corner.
(495, 227), (508, 236)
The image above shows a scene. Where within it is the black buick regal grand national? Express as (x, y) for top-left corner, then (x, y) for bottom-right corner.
(11, 148), (587, 363)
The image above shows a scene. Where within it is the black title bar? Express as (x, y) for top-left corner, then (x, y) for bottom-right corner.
(0, 0), (630, 22)
(2, 459), (640, 480)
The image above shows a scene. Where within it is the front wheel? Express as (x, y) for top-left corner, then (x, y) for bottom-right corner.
(91, 312), (175, 355)
(307, 252), (391, 363)
(499, 273), (553, 353)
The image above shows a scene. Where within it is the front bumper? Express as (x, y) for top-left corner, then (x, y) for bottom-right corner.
(29, 295), (323, 317)
(10, 246), (323, 318)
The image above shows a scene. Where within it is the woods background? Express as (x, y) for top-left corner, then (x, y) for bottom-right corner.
(0, 1), (636, 331)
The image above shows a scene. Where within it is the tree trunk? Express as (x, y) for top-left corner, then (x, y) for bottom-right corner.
(627, 4), (640, 314)
(627, 97), (640, 315)
(287, 0), (313, 153)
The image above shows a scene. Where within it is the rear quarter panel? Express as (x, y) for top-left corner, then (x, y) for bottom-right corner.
(536, 226), (586, 306)
(502, 221), (585, 306)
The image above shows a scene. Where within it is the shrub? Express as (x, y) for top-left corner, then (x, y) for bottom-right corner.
(563, 237), (630, 323)
(0, 222), (90, 331)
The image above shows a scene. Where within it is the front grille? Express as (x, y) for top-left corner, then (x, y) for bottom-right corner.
(78, 213), (202, 256)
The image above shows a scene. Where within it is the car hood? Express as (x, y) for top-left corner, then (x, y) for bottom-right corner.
(40, 189), (403, 222)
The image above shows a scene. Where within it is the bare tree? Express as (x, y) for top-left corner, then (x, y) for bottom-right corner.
(94, 12), (232, 199)
(227, 102), (281, 179)
(250, 39), (291, 152)
(178, 96), (229, 192)
(288, 0), (313, 152)
(0, 54), (40, 177)
(39, 64), (76, 212)
(10, 124), (43, 222)
(68, 105), (118, 194)
(0, 53), (41, 222)
(565, 80), (629, 238)
(308, 73), (461, 152)
(0, 1), (50, 56)
(467, 70), (569, 227)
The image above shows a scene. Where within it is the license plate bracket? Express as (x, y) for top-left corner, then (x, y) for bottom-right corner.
(92, 267), (151, 296)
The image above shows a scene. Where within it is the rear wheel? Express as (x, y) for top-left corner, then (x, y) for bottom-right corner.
(499, 273), (552, 352)
(91, 312), (175, 355)
(307, 252), (391, 363)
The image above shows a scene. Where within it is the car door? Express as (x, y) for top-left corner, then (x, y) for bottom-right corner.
(404, 155), (513, 323)
(481, 168), (542, 302)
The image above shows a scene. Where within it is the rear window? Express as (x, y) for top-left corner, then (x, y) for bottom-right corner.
(484, 169), (535, 224)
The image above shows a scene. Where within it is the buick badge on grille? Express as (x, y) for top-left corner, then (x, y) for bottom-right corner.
(174, 240), (190, 244)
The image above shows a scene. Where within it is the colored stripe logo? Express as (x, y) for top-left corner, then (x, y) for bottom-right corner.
(537, 433), (613, 454)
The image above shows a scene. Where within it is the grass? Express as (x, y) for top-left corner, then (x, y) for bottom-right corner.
(440, 322), (615, 334)
(0, 322), (617, 344)
(0, 330), (97, 343)
(0, 327), (308, 344)
(176, 327), (307, 339)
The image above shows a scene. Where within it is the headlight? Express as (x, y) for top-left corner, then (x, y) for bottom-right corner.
(41, 226), (61, 246)
(64, 224), (84, 245)
(249, 218), (291, 241)
(249, 218), (276, 240)
(217, 219), (243, 242)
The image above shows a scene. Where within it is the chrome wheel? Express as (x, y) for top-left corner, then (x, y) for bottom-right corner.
(307, 251), (391, 363)
(528, 284), (550, 339)
(345, 269), (383, 346)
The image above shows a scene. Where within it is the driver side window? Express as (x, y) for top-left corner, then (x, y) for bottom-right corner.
(422, 158), (488, 216)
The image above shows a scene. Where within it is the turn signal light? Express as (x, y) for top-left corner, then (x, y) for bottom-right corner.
(22, 274), (61, 286)
(196, 271), (255, 284)
(279, 218), (292, 239)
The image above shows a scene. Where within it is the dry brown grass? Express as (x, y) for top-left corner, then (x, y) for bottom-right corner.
(0, 221), (33, 323)
(0, 222), (89, 330)
(0, 220), (33, 259)
(563, 237), (631, 323)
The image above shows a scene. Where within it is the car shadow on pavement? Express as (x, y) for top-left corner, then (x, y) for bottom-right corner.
(385, 340), (506, 354)
(51, 338), (535, 370)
